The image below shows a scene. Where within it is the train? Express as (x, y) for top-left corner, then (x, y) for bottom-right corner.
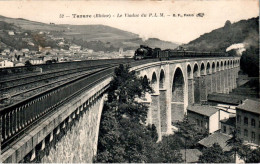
(134, 45), (230, 60)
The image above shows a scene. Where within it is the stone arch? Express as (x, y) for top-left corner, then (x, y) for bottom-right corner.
(159, 69), (165, 89)
(151, 72), (158, 94)
(193, 63), (200, 103)
(211, 61), (217, 93)
(143, 75), (149, 84)
(227, 60), (230, 69)
(206, 62), (211, 74)
(193, 63), (199, 77)
(231, 60), (233, 68)
(171, 67), (185, 122)
(187, 64), (194, 105)
(187, 64), (192, 79)
(143, 75), (151, 102)
(224, 60), (227, 69)
(217, 61), (220, 71)
(212, 62), (216, 73)
(200, 62), (206, 75)
(221, 61), (224, 70)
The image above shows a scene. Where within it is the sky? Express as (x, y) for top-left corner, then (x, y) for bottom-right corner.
(0, 0), (258, 44)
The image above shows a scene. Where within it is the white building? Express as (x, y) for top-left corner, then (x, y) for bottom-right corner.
(28, 58), (44, 65)
(8, 31), (15, 36)
(14, 62), (25, 67)
(0, 60), (14, 68)
(3, 49), (10, 53)
(187, 105), (230, 134)
(21, 48), (30, 53)
(69, 45), (81, 52)
(27, 42), (35, 46)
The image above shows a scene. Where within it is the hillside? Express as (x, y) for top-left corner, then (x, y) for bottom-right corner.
(184, 17), (259, 77)
(0, 15), (67, 32)
(184, 17), (259, 52)
(0, 15), (178, 52)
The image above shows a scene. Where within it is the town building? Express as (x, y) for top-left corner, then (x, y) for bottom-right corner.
(3, 48), (10, 53)
(198, 132), (231, 151)
(40, 56), (52, 62)
(0, 59), (14, 68)
(236, 99), (260, 146)
(220, 116), (236, 135)
(27, 42), (35, 46)
(21, 48), (30, 53)
(187, 105), (230, 134)
(8, 31), (15, 36)
(39, 46), (52, 52)
(198, 132), (244, 163)
(28, 58), (44, 65)
(207, 93), (243, 106)
(14, 62), (25, 67)
(69, 45), (81, 52)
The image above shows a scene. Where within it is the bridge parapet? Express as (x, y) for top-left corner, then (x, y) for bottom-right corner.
(1, 68), (114, 163)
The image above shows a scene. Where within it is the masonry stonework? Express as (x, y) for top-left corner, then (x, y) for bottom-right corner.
(159, 89), (167, 133)
(133, 57), (240, 139)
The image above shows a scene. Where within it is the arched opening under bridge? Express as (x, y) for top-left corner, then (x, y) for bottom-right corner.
(159, 69), (167, 133)
(171, 68), (185, 123)
(151, 72), (158, 94)
(193, 64), (200, 103)
(159, 70), (165, 89)
(187, 64), (194, 105)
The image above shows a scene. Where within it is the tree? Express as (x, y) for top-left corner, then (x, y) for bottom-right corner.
(238, 145), (260, 163)
(175, 116), (208, 149)
(94, 103), (125, 163)
(199, 143), (232, 163)
(156, 135), (183, 163)
(226, 129), (243, 161)
(107, 64), (152, 123)
(245, 147), (260, 163)
(237, 144), (251, 162)
(240, 47), (259, 77)
(25, 60), (32, 66)
(94, 64), (157, 163)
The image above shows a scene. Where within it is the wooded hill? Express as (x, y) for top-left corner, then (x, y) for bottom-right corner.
(184, 17), (259, 77)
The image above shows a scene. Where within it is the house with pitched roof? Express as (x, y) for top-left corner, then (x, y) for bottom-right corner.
(198, 132), (231, 151)
(236, 99), (260, 146)
(187, 105), (230, 134)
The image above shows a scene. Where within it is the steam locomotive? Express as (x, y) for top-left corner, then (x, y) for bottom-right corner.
(134, 45), (229, 60)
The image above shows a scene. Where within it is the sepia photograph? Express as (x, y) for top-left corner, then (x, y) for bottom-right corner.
(0, 0), (259, 163)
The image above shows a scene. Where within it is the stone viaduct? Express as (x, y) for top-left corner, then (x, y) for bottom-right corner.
(132, 57), (240, 140)
(1, 56), (240, 163)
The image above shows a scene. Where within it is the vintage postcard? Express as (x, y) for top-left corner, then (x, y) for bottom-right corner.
(0, 0), (259, 163)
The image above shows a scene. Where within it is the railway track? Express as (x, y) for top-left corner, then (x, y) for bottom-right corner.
(0, 62), (127, 90)
(0, 61), (133, 107)
(0, 68), (107, 107)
